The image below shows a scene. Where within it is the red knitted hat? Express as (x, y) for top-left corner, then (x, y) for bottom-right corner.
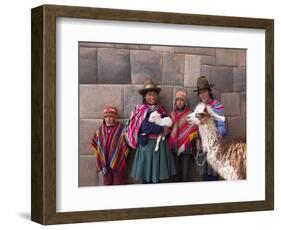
(103, 106), (118, 118)
(175, 89), (188, 102)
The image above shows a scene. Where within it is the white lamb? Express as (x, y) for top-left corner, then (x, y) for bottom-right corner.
(148, 111), (173, 151)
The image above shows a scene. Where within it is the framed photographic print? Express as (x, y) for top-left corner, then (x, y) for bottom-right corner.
(31, 4), (274, 225)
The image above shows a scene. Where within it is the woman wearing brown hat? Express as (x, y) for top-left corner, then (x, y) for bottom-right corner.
(125, 80), (176, 183)
(194, 76), (227, 181)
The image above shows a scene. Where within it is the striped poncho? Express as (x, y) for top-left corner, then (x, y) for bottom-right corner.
(91, 122), (128, 172)
(125, 103), (166, 149)
(169, 107), (198, 155)
(207, 99), (227, 138)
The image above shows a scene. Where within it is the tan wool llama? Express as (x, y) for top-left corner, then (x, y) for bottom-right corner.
(187, 103), (247, 180)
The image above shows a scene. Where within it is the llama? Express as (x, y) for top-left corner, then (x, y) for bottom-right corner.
(187, 103), (247, 180)
(148, 111), (172, 151)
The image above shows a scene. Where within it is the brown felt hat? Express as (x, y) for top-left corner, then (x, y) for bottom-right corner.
(193, 76), (214, 92)
(139, 80), (161, 96)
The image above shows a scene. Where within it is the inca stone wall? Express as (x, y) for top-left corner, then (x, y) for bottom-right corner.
(79, 42), (246, 186)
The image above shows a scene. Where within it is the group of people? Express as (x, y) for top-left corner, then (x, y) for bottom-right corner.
(91, 76), (227, 186)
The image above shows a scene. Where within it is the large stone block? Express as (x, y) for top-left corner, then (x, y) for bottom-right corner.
(80, 85), (124, 119)
(237, 49), (247, 66)
(162, 53), (184, 85)
(221, 93), (241, 116)
(175, 46), (216, 56)
(123, 85), (143, 117)
(226, 116), (246, 140)
(211, 66), (233, 92)
(240, 92), (247, 116)
(212, 88), (221, 101)
(184, 55), (201, 87)
(97, 48), (131, 84)
(233, 67), (246, 92)
(201, 65), (212, 80)
(79, 47), (98, 84)
(79, 155), (99, 187)
(216, 48), (237, 66)
(157, 86), (174, 114)
(80, 119), (103, 155)
(130, 50), (162, 84)
(201, 55), (216, 65)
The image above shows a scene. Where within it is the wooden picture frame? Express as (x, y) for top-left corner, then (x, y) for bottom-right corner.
(31, 4), (274, 225)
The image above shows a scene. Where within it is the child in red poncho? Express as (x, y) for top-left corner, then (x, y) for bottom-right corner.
(169, 90), (198, 182)
(91, 106), (128, 185)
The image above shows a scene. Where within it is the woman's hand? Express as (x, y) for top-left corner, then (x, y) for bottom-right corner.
(163, 126), (171, 136)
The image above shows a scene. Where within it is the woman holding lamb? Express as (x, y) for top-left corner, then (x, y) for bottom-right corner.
(125, 80), (176, 184)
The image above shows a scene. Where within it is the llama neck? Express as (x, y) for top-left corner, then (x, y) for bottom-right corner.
(199, 119), (221, 158)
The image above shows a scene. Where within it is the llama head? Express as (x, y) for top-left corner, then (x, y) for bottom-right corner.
(148, 111), (161, 123)
(187, 103), (225, 125)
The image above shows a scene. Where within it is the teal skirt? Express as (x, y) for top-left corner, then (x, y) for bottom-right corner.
(131, 138), (176, 183)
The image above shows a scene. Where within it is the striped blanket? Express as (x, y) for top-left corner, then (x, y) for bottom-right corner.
(125, 103), (166, 149)
(208, 99), (224, 115)
(169, 107), (198, 155)
(207, 99), (227, 138)
(91, 122), (128, 171)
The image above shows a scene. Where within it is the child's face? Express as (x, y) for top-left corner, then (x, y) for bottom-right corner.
(104, 115), (116, 126)
(175, 98), (186, 109)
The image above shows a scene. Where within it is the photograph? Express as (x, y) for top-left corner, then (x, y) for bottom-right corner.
(79, 42), (247, 187)
(31, 4), (273, 224)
